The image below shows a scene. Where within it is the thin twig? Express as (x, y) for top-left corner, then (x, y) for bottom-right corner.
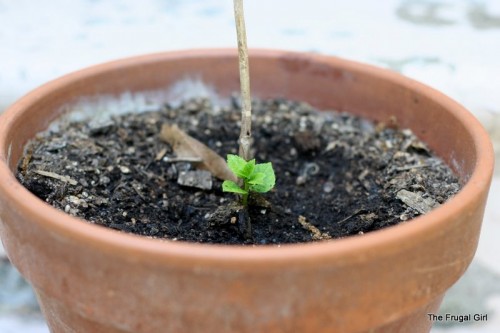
(34, 170), (78, 186)
(335, 209), (366, 224)
(394, 164), (430, 172)
(233, 0), (252, 161)
(162, 156), (203, 163)
(298, 215), (331, 241)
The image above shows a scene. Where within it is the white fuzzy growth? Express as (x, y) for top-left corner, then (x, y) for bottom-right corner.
(48, 78), (227, 132)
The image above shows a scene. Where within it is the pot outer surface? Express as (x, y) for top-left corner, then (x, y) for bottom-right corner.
(0, 49), (494, 333)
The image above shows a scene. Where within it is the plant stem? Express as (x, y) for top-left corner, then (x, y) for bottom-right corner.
(242, 181), (250, 206)
(233, 0), (252, 161)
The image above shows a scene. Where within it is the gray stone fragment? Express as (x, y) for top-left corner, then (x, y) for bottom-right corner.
(396, 189), (439, 214)
(177, 170), (212, 190)
(88, 120), (115, 136)
(323, 181), (334, 193)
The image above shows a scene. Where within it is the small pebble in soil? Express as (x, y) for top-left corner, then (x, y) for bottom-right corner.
(177, 170), (213, 190)
(323, 181), (334, 193)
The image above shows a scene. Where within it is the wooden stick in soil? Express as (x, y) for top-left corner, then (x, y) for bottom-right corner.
(233, 0), (252, 161)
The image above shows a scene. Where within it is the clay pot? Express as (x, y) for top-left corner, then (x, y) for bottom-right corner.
(0, 49), (494, 333)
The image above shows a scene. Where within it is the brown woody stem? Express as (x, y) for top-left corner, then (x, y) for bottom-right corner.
(233, 0), (252, 161)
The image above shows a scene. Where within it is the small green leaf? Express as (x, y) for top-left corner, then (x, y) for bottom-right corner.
(254, 162), (275, 183)
(240, 159), (256, 178)
(223, 155), (275, 203)
(248, 172), (265, 185)
(249, 183), (274, 193)
(222, 180), (248, 194)
(227, 154), (250, 178)
(249, 162), (275, 193)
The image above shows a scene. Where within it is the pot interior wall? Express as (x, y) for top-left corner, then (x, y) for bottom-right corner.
(4, 51), (475, 182)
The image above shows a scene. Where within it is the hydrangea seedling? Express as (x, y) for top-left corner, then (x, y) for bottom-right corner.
(222, 154), (275, 206)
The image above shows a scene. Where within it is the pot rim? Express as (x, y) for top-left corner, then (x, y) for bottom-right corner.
(0, 49), (494, 266)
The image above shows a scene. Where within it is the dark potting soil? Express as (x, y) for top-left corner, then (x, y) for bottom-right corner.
(17, 97), (461, 245)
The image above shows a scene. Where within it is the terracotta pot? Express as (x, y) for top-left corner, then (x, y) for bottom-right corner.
(0, 49), (494, 333)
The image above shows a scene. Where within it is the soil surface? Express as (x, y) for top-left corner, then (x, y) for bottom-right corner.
(17, 97), (461, 245)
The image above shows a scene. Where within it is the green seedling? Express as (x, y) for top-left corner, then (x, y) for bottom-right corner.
(222, 154), (275, 206)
